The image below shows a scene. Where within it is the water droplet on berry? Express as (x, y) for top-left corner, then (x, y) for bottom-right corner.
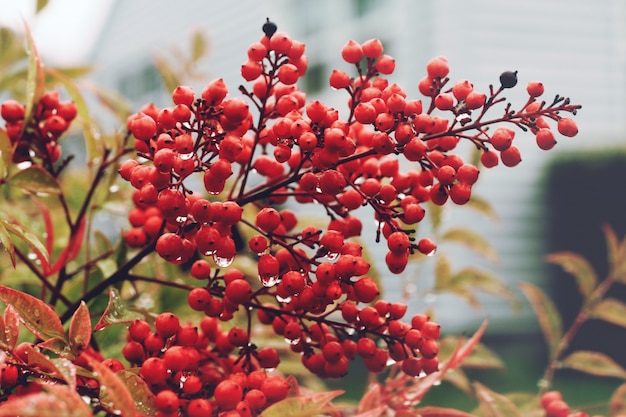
(346, 328), (356, 336)
(324, 251), (339, 261)
(208, 190), (221, 195)
(213, 254), (234, 268)
(276, 294), (292, 303)
(425, 247), (437, 257)
(203, 249), (215, 256)
(455, 113), (472, 125)
(386, 357), (396, 366)
(175, 215), (188, 223)
(260, 274), (280, 287)
(284, 337), (300, 345)
(179, 152), (194, 160)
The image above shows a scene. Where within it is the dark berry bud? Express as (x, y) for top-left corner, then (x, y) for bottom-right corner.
(263, 18), (277, 38)
(499, 70), (518, 89)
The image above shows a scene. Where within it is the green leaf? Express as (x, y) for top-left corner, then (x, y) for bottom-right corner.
(69, 301), (92, 355)
(93, 288), (144, 332)
(589, 298), (626, 329)
(22, 21), (45, 131)
(0, 286), (66, 342)
(46, 68), (99, 162)
(110, 370), (157, 417)
(545, 251), (597, 299)
(1, 219), (49, 265)
(519, 282), (562, 356)
(609, 383), (626, 417)
(474, 382), (522, 417)
(603, 224), (626, 283)
(8, 166), (62, 195)
(440, 228), (498, 262)
(560, 350), (626, 379)
(85, 355), (136, 417)
(441, 368), (473, 395)
(0, 220), (16, 267)
(0, 127), (12, 178)
(427, 200), (444, 231)
(259, 390), (344, 417)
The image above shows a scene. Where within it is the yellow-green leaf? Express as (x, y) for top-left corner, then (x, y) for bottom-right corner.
(69, 301), (92, 355)
(110, 370), (157, 417)
(441, 368), (473, 395)
(0, 127), (12, 178)
(22, 21), (45, 131)
(545, 251), (597, 299)
(609, 383), (626, 417)
(434, 253), (452, 290)
(259, 390), (344, 417)
(0, 286), (66, 342)
(1, 219), (49, 265)
(474, 382), (522, 417)
(153, 55), (180, 96)
(589, 298), (626, 329)
(465, 194), (499, 220)
(560, 350), (626, 379)
(439, 337), (504, 369)
(440, 228), (498, 262)
(36, 0), (49, 13)
(448, 268), (520, 310)
(8, 166), (61, 195)
(0, 220), (16, 267)
(191, 29), (209, 62)
(519, 282), (562, 356)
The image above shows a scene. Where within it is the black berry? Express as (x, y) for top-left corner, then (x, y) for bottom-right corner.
(499, 70), (518, 89)
(263, 18), (277, 38)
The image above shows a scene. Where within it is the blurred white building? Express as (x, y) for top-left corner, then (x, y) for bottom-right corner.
(88, 0), (626, 333)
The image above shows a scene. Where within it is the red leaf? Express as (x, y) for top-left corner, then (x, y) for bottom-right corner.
(85, 354), (136, 416)
(69, 301), (91, 355)
(4, 305), (20, 349)
(0, 286), (66, 342)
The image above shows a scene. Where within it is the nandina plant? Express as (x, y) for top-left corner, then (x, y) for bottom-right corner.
(4, 18), (624, 417)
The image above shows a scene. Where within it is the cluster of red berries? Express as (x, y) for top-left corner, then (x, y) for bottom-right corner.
(118, 312), (290, 416)
(539, 390), (621, 417)
(114, 20), (581, 412)
(0, 91), (77, 167)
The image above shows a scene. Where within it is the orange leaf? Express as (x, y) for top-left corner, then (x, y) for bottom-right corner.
(415, 406), (478, 417)
(69, 301), (91, 355)
(0, 286), (66, 342)
(609, 383), (626, 417)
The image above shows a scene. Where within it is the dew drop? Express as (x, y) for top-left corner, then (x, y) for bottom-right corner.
(276, 294), (292, 303)
(109, 184), (120, 193)
(456, 113), (472, 125)
(207, 190), (221, 195)
(175, 215), (188, 223)
(203, 249), (215, 256)
(386, 357), (397, 366)
(260, 274), (280, 288)
(426, 247), (437, 257)
(345, 328), (356, 335)
(324, 251), (339, 261)
(27, 252), (37, 260)
(284, 337), (300, 345)
(17, 161), (32, 170)
(213, 254), (234, 268)
(179, 152), (194, 160)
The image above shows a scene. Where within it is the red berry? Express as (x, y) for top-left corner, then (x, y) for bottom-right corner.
(541, 390), (563, 409)
(261, 375), (290, 402)
(172, 85), (195, 106)
(128, 319), (151, 343)
(480, 150), (499, 168)
(187, 398), (212, 417)
(557, 117), (578, 137)
(536, 128), (557, 150)
(500, 145), (522, 167)
(341, 40), (363, 64)
(545, 400), (570, 417)
(0, 99), (25, 122)
(140, 357), (168, 385)
(155, 312), (180, 339)
(375, 55), (396, 74)
(155, 390), (179, 414)
(490, 126), (515, 151)
(329, 69), (351, 89)
(362, 38), (384, 58)
(526, 81), (544, 97)
(426, 56), (449, 79)
(214, 380), (244, 410)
